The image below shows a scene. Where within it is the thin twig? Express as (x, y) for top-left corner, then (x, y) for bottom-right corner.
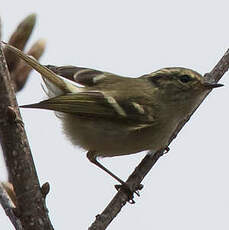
(0, 183), (22, 230)
(88, 49), (229, 230)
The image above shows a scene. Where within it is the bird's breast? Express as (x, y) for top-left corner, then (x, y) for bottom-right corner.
(60, 113), (180, 157)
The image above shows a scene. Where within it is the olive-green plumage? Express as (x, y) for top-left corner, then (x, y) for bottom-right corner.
(3, 42), (223, 188)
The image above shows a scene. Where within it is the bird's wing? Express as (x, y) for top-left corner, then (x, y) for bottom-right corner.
(20, 91), (155, 126)
(46, 65), (120, 87)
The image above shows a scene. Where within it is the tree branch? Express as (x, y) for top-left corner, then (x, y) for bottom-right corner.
(88, 49), (229, 230)
(0, 41), (53, 229)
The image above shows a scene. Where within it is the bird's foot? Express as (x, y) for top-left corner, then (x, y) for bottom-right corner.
(115, 183), (144, 204)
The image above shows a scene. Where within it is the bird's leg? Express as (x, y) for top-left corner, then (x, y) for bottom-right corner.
(87, 151), (126, 185)
(87, 151), (142, 202)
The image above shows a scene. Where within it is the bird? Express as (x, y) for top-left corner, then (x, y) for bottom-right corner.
(3, 42), (223, 199)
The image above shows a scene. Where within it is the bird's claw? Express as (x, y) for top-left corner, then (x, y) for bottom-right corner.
(114, 183), (144, 204)
(163, 146), (170, 154)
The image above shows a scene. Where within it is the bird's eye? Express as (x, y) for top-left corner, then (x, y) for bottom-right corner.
(179, 75), (192, 83)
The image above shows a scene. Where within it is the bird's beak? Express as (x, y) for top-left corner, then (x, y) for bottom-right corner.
(203, 81), (224, 89)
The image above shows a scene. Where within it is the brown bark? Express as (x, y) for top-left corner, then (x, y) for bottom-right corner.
(0, 43), (54, 230)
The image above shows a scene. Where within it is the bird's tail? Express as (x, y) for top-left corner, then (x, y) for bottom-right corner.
(2, 42), (79, 95)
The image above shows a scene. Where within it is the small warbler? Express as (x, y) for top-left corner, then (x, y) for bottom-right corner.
(3, 43), (223, 194)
